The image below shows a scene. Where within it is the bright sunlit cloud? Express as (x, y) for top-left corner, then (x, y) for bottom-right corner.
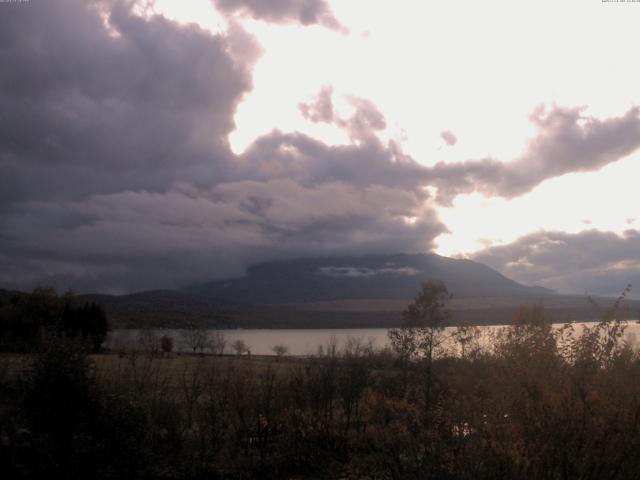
(435, 152), (640, 256)
(197, 0), (640, 259)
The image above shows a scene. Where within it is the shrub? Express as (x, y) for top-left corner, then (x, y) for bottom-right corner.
(160, 335), (174, 354)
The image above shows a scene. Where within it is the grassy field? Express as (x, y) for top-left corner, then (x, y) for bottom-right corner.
(1, 351), (302, 386)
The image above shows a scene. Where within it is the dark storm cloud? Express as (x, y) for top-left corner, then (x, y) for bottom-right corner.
(0, 179), (444, 292)
(468, 230), (640, 298)
(429, 105), (640, 204)
(212, 0), (345, 31)
(0, 0), (259, 206)
(0, 0), (442, 292)
(236, 131), (426, 195)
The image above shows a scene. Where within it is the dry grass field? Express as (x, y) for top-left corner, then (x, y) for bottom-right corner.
(1, 351), (303, 387)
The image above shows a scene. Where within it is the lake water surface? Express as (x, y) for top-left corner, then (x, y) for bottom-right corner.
(109, 320), (640, 356)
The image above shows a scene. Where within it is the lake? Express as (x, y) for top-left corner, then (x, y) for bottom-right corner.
(108, 320), (640, 356)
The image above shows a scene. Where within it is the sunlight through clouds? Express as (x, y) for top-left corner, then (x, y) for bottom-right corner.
(1, 0), (639, 294)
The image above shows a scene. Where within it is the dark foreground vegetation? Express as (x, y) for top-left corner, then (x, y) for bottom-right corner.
(1, 283), (640, 479)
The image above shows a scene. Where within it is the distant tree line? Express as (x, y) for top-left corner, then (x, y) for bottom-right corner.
(0, 287), (108, 352)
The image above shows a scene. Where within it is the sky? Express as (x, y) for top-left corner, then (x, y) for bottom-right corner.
(0, 0), (639, 297)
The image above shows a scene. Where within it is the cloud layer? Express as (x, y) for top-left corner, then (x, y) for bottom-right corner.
(0, 0), (439, 292)
(1, 0), (639, 294)
(0, 0), (259, 207)
(212, 0), (344, 31)
(468, 230), (640, 298)
(429, 105), (640, 204)
(299, 86), (387, 141)
(318, 266), (419, 278)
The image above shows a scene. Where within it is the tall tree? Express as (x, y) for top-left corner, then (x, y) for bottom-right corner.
(388, 281), (451, 407)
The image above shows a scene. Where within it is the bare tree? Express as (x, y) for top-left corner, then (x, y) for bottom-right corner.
(389, 281), (451, 358)
(388, 281), (451, 408)
(179, 358), (205, 429)
(451, 322), (482, 359)
(339, 337), (373, 431)
(208, 331), (227, 356)
(231, 339), (249, 356)
(272, 344), (289, 360)
(137, 328), (160, 357)
(181, 326), (208, 355)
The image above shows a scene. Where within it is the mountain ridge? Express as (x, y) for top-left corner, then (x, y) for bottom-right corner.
(5, 253), (636, 329)
(188, 252), (553, 303)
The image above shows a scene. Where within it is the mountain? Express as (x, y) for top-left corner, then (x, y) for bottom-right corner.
(4, 254), (635, 329)
(189, 253), (553, 303)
